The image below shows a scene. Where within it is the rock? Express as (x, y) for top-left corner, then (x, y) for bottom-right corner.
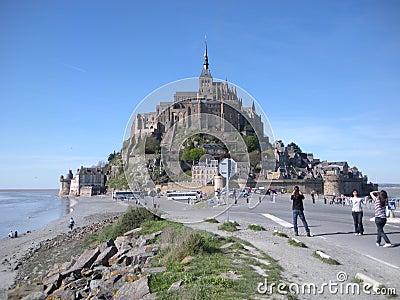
(123, 227), (142, 237)
(113, 275), (151, 300)
(181, 256), (194, 264)
(168, 279), (183, 291)
(220, 242), (235, 249)
(20, 291), (46, 300)
(42, 273), (64, 291)
(142, 266), (166, 274)
(93, 246), (118, 267)
(62, 247), (100, 276)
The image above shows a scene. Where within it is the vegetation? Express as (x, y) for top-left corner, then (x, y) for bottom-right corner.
(145, 136), (161, 154)
(288, 238), (307, 248)
(245, 135), (260, 152)
(218, 221), (239, 232)
(86, 208), (285, 299)
(148, 225), (283, 299)
(312, 251), (340, 265)
(272, 231), (288, 238)
(204, 218), (219, 223)
(181, 148), (207, 165)
(86, 207), (159, 245)
(248, 224), (265, 231)
(106, 176), (129, 190)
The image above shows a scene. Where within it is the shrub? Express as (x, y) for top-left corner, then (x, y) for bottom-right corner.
(218, 221), (239, 232)
(87, 207), (159, 244)
(204, 218), (219, 223)
(248, 224), (265, 231)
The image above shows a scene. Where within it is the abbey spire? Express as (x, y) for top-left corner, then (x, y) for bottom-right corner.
(200, 37), (212, 79)
(199, 37), (213, 98)
(203, 39), (209, 70)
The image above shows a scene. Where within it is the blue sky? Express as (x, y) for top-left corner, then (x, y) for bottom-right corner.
(0, 0), (399, 188)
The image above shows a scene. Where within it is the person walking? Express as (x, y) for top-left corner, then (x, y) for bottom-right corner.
(291, 186), (311, 237)
(350, 189), (366, 236)
(371, 190), (392, 247)
(69, 217), (75, 230)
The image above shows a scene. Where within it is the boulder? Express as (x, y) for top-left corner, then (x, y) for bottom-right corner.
(62, 247), (100, 277)
(123, 227), (142, 237)
(113, 275), (151, 300)
(93, 246), (118, 267)
(168, 279), (183, 291)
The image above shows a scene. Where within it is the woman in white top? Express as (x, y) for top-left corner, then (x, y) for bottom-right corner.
(350, 189), (367, 236)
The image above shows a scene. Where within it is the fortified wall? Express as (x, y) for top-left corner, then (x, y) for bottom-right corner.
(258, 175), (377, 196)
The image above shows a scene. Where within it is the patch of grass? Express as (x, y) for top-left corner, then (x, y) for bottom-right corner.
(218, 221), (239, 232)
(204, 218), (219, 223)
(312, 251), (340, 265)
(155, 228), (221, 268)
(248, 224), (265, 231)
(86, 207), (159, 245)
(288, 238), (307, 248)
(148, 224), (285, 300)
(272, 231), (288, 238)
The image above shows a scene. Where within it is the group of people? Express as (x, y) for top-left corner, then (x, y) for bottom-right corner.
(291, 186), (393, 247)
(8, 230), (18, 238)
(349, 189), (393, 247)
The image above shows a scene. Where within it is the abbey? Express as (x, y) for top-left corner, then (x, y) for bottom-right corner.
(129, 42), (267, 148)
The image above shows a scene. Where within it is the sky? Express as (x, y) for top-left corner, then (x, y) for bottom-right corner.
(0, 0), (399, 188)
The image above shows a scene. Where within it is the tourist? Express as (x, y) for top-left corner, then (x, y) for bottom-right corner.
(350, 189), (367, 236)
(14, 230), (18, 238)
(371, 190), (392, 247)
(311, 190), (315, 204)
(8, 230), (13, 238)
(69, 217), (75, 230)
(291, 186), (311, 237)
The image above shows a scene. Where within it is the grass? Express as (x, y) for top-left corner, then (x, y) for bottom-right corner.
(312, 251), (340, 265)
(248, 224), (265, 231)
(85, 207), (286, 299)
(288, 238), (307, 248)
(272, 231), (288, 238)
(218, 221), (239, 232)
(204, 218), (219, 223)
(146, 221), (283, 299)
(86, 207), (159, 245)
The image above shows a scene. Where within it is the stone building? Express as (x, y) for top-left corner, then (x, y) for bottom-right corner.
(262, 140), (377, 196)
(128, 42), (267, 149)
(192, 159), (219, 185)
(59, 167), (106, 196)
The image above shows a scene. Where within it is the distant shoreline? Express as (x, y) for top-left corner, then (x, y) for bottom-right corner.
(0, 189), (59, 193)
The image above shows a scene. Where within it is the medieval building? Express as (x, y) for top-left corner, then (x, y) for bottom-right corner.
(129, 43), (267, 148)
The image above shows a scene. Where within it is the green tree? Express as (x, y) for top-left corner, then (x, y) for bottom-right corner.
(245, 136), (259, 152)
(262, 149), (275, 159)
(145, 136), (161, 154)
(181, 148), (206, 165)
(249, 150), (261, 170)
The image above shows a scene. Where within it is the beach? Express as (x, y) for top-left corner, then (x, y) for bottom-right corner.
(0, 195), (129, 290)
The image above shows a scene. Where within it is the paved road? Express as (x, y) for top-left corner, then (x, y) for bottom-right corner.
(145, 193), (400, 270)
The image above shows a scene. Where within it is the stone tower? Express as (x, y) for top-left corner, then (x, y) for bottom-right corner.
(59, 170), (73, 196)
(199, 39), (213, 99)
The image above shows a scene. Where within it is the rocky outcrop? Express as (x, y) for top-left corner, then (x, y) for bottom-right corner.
(12, 228), (164, 300)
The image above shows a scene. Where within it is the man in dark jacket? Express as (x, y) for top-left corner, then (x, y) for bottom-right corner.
(291, 186), (311, 237)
